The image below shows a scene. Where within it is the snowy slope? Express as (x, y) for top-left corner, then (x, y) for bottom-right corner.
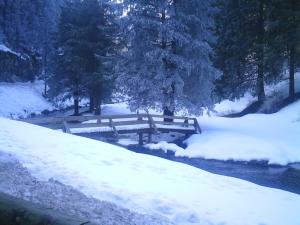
(0, 81), (53, 118)
(212, 72), (300, 115)
(1, 118), (300, 225)
(176, 100), (300, 165)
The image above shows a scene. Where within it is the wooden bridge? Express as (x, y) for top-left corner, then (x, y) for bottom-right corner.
(21, 113), (201, 144)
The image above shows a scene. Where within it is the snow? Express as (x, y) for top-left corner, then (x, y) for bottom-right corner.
(176, 100), (300, 165)
(145, 141), (184, 153)
(0, 153), (171, 225)
(0, 81), (54, 118)
(212, 93), (255, 116)
(118, 138), (139, 146)
(1, 117), (300, 225)
(0, 43), (20, 56)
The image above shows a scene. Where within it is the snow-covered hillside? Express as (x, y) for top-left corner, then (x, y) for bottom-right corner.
(0, 81), (53, 118)
(175, 100), (300, 165)
(0, 118), (300, 225)
(212, 72), (300, 116)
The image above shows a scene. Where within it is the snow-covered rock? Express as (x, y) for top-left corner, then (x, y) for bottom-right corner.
(0, 117), (300, 225)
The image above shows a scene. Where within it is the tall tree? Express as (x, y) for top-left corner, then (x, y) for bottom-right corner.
(213, 0), (283, 103)
(0, 0), (63, 82)
(52, 0), (117, 115)
(118, 0), (216, 116)
(269, 0), (300, 101)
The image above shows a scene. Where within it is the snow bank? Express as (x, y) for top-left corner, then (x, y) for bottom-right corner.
(0, 81), (53, 118)
(177, 100), (300, 165)
(1, 118), (300, 225)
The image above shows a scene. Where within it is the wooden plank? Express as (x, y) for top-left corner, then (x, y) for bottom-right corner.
(157, 127), (195, 134)
(149, 114), (194, 121)
(20, 114), (141, 125)
(66, 120), (148, 129)
(153, 121), (192, 126)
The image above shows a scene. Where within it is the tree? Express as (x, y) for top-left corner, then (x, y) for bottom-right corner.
(213, 0), (283, 103)
(118, 0), (216, 117)
(268, 0), (300, 101)
(0, 0), (63, 83)
(52, 0), (117, 115)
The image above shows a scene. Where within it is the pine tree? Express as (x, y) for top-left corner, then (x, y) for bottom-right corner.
(118, 0), (216, 116)
(268, 0), (300, 101)
(213, 0), (285, 103)
(52, 0), (117, 115)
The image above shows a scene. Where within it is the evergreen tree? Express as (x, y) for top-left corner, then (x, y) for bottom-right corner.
(268, 0), (300, 101)
(0, 0), (63, 82)
(118, 0), (216, 117)
(213, 0), (283, 103)
(52, 0), (117, 115)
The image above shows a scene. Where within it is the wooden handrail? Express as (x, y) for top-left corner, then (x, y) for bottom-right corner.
(19, 113), (201, 136)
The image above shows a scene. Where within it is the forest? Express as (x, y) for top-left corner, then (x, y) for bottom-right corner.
(0, 0), (299, 116)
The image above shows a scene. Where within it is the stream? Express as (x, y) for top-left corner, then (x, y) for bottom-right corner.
(78, 132), (300, 195)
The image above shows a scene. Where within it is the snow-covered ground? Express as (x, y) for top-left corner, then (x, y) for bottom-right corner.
(0, 81), (53, 118)
(0, 152), (171, 225)
(1, 118), (300, 225)
(175, 100), (300, 165)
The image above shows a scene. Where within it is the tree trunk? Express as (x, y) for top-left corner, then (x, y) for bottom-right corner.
(163, 107), (174, 122)
(289, 45), (295, 101)
(257, 63), (265, 103)
(89, 95), (94, 112)
(94, 96), (101, 115)
(257, 0), (266, 103)
(74, 97), (79, 116)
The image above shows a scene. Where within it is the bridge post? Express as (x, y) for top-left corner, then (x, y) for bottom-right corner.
(148, 133), (152, 143)
(139, 132), (143, 145)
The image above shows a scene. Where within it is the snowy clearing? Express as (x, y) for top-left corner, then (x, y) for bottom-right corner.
(176, 100), (300, 165)
(0, 118), (300, 225)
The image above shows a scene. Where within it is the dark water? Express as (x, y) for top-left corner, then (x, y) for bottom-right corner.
(78, 133), (300, 195)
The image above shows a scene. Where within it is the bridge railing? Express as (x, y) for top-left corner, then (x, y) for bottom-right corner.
(20, 113), (201, 136)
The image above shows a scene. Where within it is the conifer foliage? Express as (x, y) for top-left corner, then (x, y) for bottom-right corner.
(52, 0), (117, 115)
(118, 0), (216, 116)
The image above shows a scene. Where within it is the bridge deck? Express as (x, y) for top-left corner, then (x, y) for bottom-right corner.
(20, 113), (201, 144)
